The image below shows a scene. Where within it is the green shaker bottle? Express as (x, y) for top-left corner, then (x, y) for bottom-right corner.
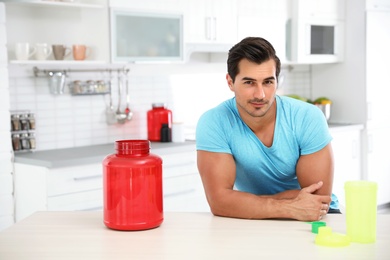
(344, 181), (378, 243)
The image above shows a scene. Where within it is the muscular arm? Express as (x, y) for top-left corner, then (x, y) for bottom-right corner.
(197, 143), (333, 221)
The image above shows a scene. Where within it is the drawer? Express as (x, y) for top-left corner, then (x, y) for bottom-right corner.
(164, 171), (203, 197)
(48, 189), (103, 211)
(47, 164), (103, 197)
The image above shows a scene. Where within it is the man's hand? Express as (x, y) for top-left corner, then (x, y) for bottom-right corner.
(286, 181), (331, 221)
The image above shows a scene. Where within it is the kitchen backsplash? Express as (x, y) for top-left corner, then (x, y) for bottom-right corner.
(8, 63), (311, 151)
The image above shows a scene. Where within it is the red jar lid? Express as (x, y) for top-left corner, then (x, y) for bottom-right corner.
(115, 140), (150, 155)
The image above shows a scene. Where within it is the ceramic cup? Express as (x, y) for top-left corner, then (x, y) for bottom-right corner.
(35, 43), (52, 60)
(15, 42), (36, 60)
(72, 44), (90, 61)
(52, 44), (71, 60)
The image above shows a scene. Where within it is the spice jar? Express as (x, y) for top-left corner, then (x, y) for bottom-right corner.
(11, 114), (20, 131)
(103, 140), (163, 231)
(28, 132), (36, 149)
(20, 133), (30, 150)
(20, 114), (30, 131)
(28, 113), (35, 130)
(12, 134), (21, 151)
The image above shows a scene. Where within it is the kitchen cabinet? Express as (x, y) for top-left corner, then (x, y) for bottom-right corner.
(329, 125), (363, 208)
(311, 1), (390, 206)
(183, 0), (237, 46)
(4, 0), (109, 64)
(287, 0), (345, 63)
(14, 143), (209, 222)
(237, 0), (287, 62)
(293, 0), (345, 20)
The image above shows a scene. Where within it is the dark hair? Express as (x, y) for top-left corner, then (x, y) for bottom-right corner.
(227, 37), (281, 83)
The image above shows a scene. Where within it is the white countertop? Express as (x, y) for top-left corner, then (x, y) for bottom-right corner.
(0, 211), (388, 259)
(14, 123), (363, 169)
(14, 141), (196, 168)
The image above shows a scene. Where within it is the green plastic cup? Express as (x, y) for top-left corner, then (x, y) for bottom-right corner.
(344, 181), (378, 243)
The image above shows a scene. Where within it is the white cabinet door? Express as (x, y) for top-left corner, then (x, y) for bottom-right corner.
(237, 0), (287, 60)
(184, 0), (237, 45)
(366, 128), (390, 206)
(366, 10), (390, 129)
(294, 0), (345, 20)
(330, 129), (361, 208)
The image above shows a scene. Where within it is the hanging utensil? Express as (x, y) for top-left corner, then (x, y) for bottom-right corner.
(105, 70), (116, 125)
(124, 71), (133, 121)
(116, 71), (127, 124)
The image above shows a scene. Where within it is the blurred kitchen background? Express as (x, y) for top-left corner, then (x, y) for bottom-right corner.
(1, 0), (389, 230)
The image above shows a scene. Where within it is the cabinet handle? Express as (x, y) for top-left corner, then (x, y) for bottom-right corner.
(205, 17), (212, 40)
(367, 102), (372, 120)
(164, 172), (198, 180)
(352, 139), (358, 158)
(368, 134), (373, 153)
(73, 175), (102, 181)
(164, 161), (196, 168)
(81, 206), (103, 211)
(212, 17), (217, 41)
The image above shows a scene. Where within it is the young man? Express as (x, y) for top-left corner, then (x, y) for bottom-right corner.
(196, 37), (339, 221)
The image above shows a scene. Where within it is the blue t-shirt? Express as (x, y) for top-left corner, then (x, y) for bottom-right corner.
(196, 95), (339, 209)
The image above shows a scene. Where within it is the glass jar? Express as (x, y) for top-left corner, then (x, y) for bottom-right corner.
(11, 114), (20, 131)
(103, 140), (163, 231)
(28, 113), (35, 130)
(12, 134), (21, 151)
(147, 103), (172, 142)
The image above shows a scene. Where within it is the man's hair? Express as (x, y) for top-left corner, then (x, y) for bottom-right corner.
(227, 37), (281, 83)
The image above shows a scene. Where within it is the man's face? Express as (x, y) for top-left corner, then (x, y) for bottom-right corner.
(226, 59), (278, 119)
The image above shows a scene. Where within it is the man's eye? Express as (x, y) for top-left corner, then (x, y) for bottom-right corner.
(244, 81), (254, 85)
(264, 80), (274, 85)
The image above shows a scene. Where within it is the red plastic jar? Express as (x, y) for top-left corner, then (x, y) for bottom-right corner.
(147, 103), (172, 141)
(103, 140), (163, 231)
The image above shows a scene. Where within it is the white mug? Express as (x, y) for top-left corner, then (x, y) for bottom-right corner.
(35, 43), (52, 60)
(15, 42), (36, 60)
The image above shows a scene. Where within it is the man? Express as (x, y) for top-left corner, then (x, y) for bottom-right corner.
(196, 37), (339, 222)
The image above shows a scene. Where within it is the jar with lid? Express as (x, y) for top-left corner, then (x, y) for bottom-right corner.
(20, 133), (30, 150)
(20, 114), (30, 131)
(11, 114), (20, 131)
(27, 113), (35, 130)
(103, 140), (163, 231)
(147, 103), (172, 142)
(12, 134), (21, 151)
(28, 132), (36, 149)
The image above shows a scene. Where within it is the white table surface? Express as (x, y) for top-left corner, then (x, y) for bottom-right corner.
(0, 211), (389, 259)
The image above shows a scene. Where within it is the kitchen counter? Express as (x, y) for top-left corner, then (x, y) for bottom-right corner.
(0, 211), (389, 259)
(14, 123), (363, 169)
(14, 141), (196, 168)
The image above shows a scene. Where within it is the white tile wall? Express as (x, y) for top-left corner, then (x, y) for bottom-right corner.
(8, 63), (311, 151)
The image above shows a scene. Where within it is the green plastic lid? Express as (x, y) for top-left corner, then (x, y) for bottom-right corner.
(311, 221), (326, 234)
(315, 227), (351, 247)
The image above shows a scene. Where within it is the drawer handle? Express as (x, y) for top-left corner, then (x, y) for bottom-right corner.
(164, 161), (196, 168)
(164, 172), (198, 180)
(81, 206), (103, 211)
(73, 175), (102, 181)
(164, 189), (196, 198)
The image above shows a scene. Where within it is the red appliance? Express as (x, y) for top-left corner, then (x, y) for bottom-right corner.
(147, 103), (172, 141)
(103, 140), (163, 231)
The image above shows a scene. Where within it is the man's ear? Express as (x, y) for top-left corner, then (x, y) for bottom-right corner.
(226, 73), (234, 91)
